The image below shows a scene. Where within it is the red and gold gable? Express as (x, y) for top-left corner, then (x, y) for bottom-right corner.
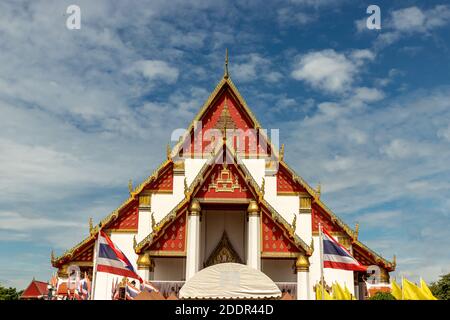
(143, 164), (173, 193)
(195, 163), (253, 200)
(312, 203), (344, 233)
(352, 246), (375, 266)
(261, 212), (300, 255)
(182, 90), (271, 156)
(277, 165), (307, 195)
(107, 201), (139, 231)
(72, 243), (94, 262)
(149, 213), (186, 253)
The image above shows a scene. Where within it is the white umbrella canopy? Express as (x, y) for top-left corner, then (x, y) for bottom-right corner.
(179, 263), (282, 299)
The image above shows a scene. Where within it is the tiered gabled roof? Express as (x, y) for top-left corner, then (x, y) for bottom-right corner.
(52, 54), (394, 271)
(135, 141), (313, 255)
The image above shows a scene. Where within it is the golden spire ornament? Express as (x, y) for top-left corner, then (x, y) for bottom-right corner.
(151, 212), (156, 231)
(128, 179), (133, 195)
(224, 48), (229, 79)
(166, 143), (171, 160)
(89, 217), (93, 234)
(291, 214), (297, 236)
(355, 222), (359, 240)
(316, 182), (321, 198)
(279, 144), (285, 161)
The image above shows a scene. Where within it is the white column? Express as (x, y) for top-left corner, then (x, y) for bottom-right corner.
(137, 193), (152, 243)
(246, 200), (261, 270)
(185, 200), (201, 280)
(296, 255), (310, 300)
(298, 194), (312, 245)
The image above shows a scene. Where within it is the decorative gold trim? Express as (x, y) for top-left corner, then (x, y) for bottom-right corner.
(148, 250), (187, 257)
(300, 197), (312, 210)
(295, 255), (310, 272)
(197, 198), (250, 204)
(261, 252), (299, 259)
(188, 199), (201, 216)
(247, 200), (260, 216)
(204, 231), (243, 267)
(107, 229), (137, 233)
(139, 194), (151, 208)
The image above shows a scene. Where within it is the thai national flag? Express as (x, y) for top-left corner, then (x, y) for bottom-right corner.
(96, 230), (143, 283)
(322, 227), (367, 272)
(125, 281), (141, 300)
(80, 279), (89, 300)
(141, 280), (159, 293)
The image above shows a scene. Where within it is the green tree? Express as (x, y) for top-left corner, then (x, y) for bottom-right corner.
(430, 273), (450, 300)
(369, 292), (396, 300)
(0, 283), (22, 300)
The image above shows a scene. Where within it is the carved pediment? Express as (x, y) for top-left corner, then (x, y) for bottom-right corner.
(204, 231), (242, 267)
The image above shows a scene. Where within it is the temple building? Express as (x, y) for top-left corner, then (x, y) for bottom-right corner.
(51, 54), (395, 300)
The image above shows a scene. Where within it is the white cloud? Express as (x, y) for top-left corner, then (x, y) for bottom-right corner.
(230, 53), (281, 83)
(291, 49), (375, 94)
(392, 7), (427, 32)
(353, 87), (385, 103)
(437, 124), (450, 142)
(374, 5), (450, 48)
(292, 50), (355, 93)
(130, 60), (179, 84)
(0, 211), (82, 232)
(277, 8), (315, 26)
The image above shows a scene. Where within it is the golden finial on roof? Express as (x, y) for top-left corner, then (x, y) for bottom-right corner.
(310, 238), (314, 252)
(279, 144), (285, 161)
(166, 143), (172, 160)
(184, 177), (188, 196)
(133, 235), (137, 248)
(151, 212), (156, 231)
(355, 222), (359, 240)
(316, 182), (321, 198)
(224, 48), (229, 79)
(261, 177), (265, 195)
(128, 179), (133, 195)
(51, 249), (55, 262)
(393, 254), (397, 267)
(89, 217), (93, 234)
(291, 214), (297, 236)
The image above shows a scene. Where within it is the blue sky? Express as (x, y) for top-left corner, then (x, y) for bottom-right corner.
(1, 0), (449, 289)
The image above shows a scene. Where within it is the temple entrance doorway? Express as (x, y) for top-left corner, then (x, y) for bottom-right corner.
(200, 203), (247, 270)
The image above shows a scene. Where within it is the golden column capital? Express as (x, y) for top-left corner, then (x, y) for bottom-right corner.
(247, 200), (260, 216)
(137, 252), (154, 271)
(295, 255), (310, 272)
(189, 199), (201, 216)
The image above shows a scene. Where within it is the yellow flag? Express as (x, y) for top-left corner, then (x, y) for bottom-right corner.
(391, 279), (402, 300)
(420, 278), (438, 300)
(402, 278), (429, 300)
(316, 283), (334, 300)
(343, 284), (355, 300)
(332, 282), (348, 300)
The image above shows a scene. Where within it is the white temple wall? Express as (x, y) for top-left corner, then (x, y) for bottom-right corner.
(185, 158), (207, 185)
(261, 259), (296, 282)
(241, 159), (265, 187)
(309, 235), (355, 297)
(153, 257), (185, 281)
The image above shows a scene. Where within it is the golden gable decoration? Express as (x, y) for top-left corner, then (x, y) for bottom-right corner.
(205, 231), (243, 267)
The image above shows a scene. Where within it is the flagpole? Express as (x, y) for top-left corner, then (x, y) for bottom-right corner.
(319, 222), (324, 300)
(91, 232), (100, 300)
